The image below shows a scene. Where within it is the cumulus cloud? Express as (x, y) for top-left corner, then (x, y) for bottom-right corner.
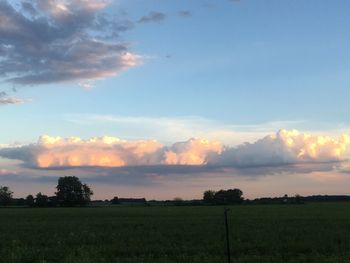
(0, 130), (349, 170)
(0, 0), (141, 85)
(0, 135), (222, 169)
(211, 130), (350, 167)
(164, 139), (223, 165)
(138, 11), (166, 24)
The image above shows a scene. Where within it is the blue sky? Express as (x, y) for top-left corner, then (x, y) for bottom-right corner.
(1, 0), (350, 199)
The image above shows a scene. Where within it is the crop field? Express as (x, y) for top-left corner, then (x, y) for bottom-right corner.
(0, 203), (350, 263)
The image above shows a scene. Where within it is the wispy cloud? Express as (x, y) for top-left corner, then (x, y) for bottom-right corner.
(0, 91), (30, 105)
(178, 11), (192, 18)
(0, 169), (17, 176)
(138, 11), (166, 24)
(64, 114), (311, 145)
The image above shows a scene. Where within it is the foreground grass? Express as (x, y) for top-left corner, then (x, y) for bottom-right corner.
(0, 203), (350, 262)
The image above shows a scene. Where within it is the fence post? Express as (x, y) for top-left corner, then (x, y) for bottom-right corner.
(224, 208), (231, 263)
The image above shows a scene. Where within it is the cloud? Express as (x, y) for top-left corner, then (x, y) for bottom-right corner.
(0, 135), (222, 169)
(211, 130), (350, 167)
(0, 0), (141, 85)
(64, 114), (295, 145)
(138, 11), (166, 24)
(0, 130), (349, 171)
(164, 139), (223, 165)
(0, 91), (30, 105)
(178, 11), (192, 18)
(0, 169), (17, 176)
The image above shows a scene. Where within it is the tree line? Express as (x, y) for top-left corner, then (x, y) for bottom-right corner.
(1, 179), (349, 207)
(0, 176), (93, 207)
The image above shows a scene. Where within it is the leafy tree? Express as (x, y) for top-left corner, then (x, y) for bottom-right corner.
(203, 190), (216, 204)
(214, 189), (243, 204)
(203, 188), (244, 205)
(56, 176), (93, 206)
(0, 186), (13, 206)
(48, 196), (59, 207)
(35, 192), (48, 207)
(25, 195), (35, 207)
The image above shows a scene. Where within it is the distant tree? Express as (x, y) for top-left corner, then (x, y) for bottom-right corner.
(0, 186), (13, 206)
(56, 176), (93, 206)
(25, 195), (35, 207)
(111, 196), (120, 205)
(203, 190), (216, 204)
(294, 194), (304, 204)
(16, 198), (25, 206)
(173, 197), (184, 206)
(35, 192), (48, 207)
(214, 189), (244, 205)
(48, 196), (59, 207)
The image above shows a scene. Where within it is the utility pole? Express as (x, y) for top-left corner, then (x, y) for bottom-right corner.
(224, 208), (231, 263)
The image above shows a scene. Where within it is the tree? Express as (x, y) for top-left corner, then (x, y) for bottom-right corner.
(25, 195), (35, 207)
(48, 196), (58, 207)
(211, 188), (244, 205)
(16, 198), (25, 206)
(111, 196), (120, 205)
(0, 186), (13, 206)
(294, 194), (304, 204)
(173, 197), (184, 206)
(56, 176), (93, 206)
(35, 192), (48, 207)
(203, 190), (216, 204)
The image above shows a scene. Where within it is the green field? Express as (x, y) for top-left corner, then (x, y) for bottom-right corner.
(1, 203), (350, 263)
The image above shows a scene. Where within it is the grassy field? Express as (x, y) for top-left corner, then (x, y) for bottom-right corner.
(1, 203), (350, 263)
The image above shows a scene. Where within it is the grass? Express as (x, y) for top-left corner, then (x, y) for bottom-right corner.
(0, 203), (350, 262)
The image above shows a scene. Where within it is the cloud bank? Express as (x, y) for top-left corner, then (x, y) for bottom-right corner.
(0, 130), (349, 169)
(0, 0), (141, 85)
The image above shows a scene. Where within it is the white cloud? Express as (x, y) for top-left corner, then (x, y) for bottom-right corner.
(0, 130), (349, 170)
(210, 130), (350, 167)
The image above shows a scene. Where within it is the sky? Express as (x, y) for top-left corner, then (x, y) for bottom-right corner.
(1, 0), (350, 200)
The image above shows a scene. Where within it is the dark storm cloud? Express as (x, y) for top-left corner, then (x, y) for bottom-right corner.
(0, 0), (141, 85)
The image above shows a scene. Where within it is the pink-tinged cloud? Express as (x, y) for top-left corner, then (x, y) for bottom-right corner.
(0, 0), (141, 85)
(164, 139), (223, 165)
(0, 130), (349, 169)
(0, 169), (17, 175)
(0, 91), (30, 105)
